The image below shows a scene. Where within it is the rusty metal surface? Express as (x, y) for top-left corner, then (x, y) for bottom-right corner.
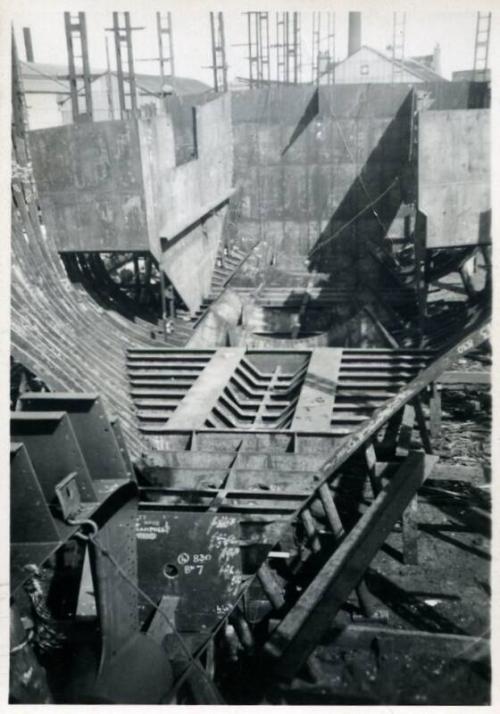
(137, 511), (242, 632)
(26, 94), (234, 316)
(232, 85), (413, 272)
(418, 109), (490, 248)
(231, 82), (489, 124)
(29, 120), (149, 253)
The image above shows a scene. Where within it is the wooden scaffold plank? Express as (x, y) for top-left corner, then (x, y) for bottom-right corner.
(264, 452), (439, 678)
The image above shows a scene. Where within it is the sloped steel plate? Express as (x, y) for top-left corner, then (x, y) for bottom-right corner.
(137, 510), (242, 632)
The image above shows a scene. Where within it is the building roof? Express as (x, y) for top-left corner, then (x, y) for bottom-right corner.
(20, 60), (105, 96)
(133, 73), (211, 97)
(20, 61), (71, 95)
(400, 57), (445, 82)
(20, 61), (211, 99)
(409, 54), (434, 69)
(335, 45), (446, 83)
(21, 61), (79, 79)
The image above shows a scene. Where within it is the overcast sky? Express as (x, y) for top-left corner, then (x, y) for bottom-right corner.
(10, 4), (488, 87)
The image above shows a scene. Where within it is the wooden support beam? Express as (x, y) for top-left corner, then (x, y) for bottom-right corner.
(413, 396), (433, 454)
(264, 452), (438, 679)
(429, 383), (442, 438)
(438, 370), (490, 386)
(414, 216), (427, 337)
(376, 462), (488, 482)
(396, 403), (424, 564)
(325, 622), (489, 661)
(364, 441), (380, 496)
(159, 270), (168, 340)
(378, 408), (404, 458)
(258, 562), (286, 610)
(318, 484), (343, 539)
(396, 404), (415, 457)
(459, 264), (476, 300)
(401, 495), (419, 564)
(301, 508), (321, 553)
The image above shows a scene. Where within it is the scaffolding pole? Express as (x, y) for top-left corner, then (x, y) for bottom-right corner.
(104, 37), (115, 119)
(312, 12), (320, 83)
(246, 12), (270, 87)
(275, 12), (300, 84)
(312, 12), (336, 85)
(275, 12), (287, 82)
(157, 11), (175, 83)
(291, 12), (300, 84)
(64, 12), (93, 122)
(473, 12), (491, 81)
(105, 12), (144, 118)
(325, 13), (336, 84)
(209, 12), (228, 92)
(391, 12), (406, 83)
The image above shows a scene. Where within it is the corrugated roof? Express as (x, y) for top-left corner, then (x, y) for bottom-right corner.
(133, 73), (211, 97)
(21, 62), (211, 100)
(410, 54), (434, 69)
(400, 57), (445, 83)
(335, 46), (446, 83)
(20, 60), (105, 95)
(22, 79), (67, 95)
(20, 61), (70, 94)
(21, 61), (72, 79)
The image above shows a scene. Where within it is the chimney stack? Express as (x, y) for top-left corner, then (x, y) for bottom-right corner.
(348, 12), (361, 56)
(23, 27), (34, 62)
(433, 43), (441, 75)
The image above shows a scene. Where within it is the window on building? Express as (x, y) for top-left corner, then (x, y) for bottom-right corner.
(360, 64), (369, 75)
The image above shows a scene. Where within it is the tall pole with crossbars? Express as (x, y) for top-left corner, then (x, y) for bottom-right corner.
(157, 11), (175, 84)
(209, 12), (228, 92)
(473, 12), (491, 81)
(105, 12), (144, 118)
(391, 12), (406, 83)
(64, 12), (93, 122)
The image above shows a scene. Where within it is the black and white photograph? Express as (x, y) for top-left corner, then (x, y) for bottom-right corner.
(5, 1), (494, 706)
